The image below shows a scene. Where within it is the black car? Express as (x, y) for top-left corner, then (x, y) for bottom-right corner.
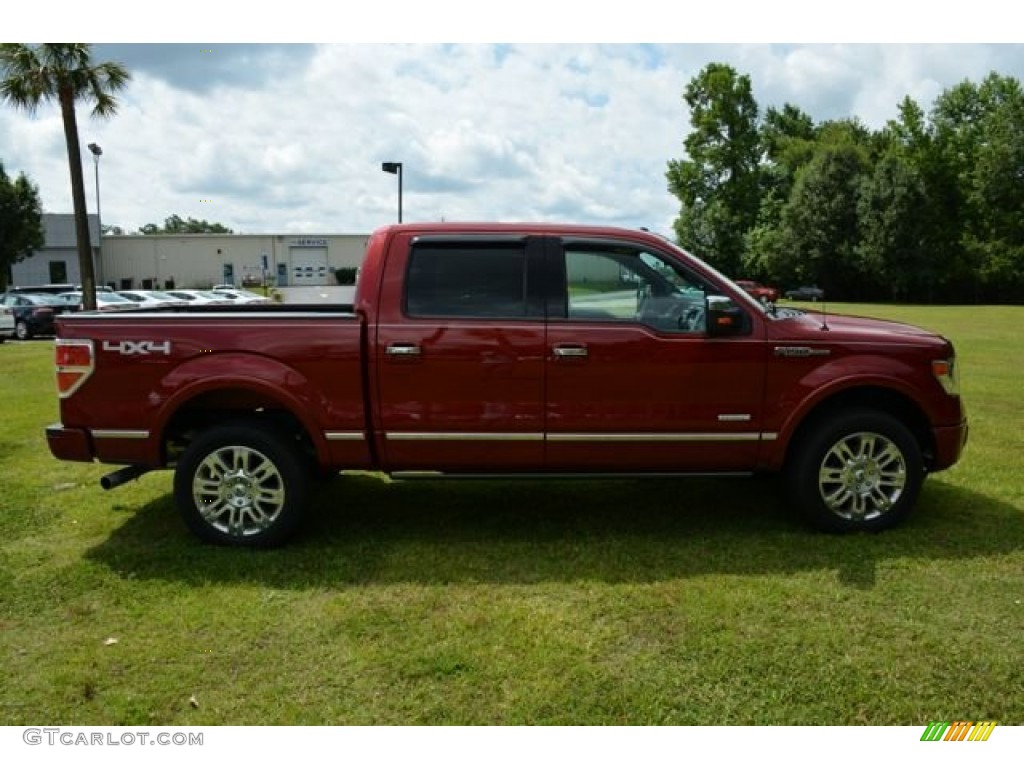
(0, 292), (70, 339)
(784, 285), (825, 302)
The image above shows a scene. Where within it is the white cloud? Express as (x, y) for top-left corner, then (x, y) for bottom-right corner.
(2, 43), (1023, 239)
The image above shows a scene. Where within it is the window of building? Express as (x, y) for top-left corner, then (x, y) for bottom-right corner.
(48, 261), (68, 284)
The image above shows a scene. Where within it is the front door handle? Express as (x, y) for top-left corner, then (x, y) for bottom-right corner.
(553, 344), (588, 359)
(386, 343), (422, 357)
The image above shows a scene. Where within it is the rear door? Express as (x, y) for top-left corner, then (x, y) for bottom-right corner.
(544, 237), (769, 472)
(373, 234), (547, 471)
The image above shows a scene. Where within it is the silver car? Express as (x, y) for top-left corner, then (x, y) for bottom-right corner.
(117, 290), (190, 308)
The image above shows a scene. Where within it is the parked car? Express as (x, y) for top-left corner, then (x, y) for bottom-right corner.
(210, 288), (273, 305)
(0, 303), (14, 340)
(7, 283), (75, 296)
(784, 286), (826, 302)
(56, 291), (141, 312)
(116, 290), (190, 308)
(735, 280), (779, 304)
(0, 292), (70, 339)
(164, 289), (234, 306)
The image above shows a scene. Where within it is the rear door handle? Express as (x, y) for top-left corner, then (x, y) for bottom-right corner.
(386, 343), (422, 357)
(553, 344), (588, 359)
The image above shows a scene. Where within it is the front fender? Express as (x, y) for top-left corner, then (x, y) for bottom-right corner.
(764, 354), (934, 469)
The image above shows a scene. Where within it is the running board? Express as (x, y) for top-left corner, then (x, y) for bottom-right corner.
(389, 471), (754, 481)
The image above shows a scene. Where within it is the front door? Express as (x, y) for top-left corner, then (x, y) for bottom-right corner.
(544, 238), (768, 472)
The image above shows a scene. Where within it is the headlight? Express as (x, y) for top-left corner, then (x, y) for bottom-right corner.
(932, 357), (959, 396)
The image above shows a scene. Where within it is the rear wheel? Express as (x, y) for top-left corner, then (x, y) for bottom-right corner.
(787, 409), (923, 533)
(173, 421), (312, 547)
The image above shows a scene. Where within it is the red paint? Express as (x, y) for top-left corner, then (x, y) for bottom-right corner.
(47, 223), (967, 483)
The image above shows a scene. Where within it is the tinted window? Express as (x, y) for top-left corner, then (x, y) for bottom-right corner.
(406, 243), (529, 318)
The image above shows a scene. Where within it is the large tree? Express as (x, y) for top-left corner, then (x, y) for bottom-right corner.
(0, 161), (45, 290)
(0, 44), (130, 309)
(743, 103), (818, 282)
(666, 63), (761, 277)
(778, 126), (872, 299)
(856, 148), (931, 301)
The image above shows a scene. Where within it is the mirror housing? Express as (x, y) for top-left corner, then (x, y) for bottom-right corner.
(706, 295), (747, 337)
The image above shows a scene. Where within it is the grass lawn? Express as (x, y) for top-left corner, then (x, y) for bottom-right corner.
(0, 304), (1022, 725)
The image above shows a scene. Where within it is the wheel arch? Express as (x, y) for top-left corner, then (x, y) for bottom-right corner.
(779, 385), (936, 472)
(155, 380), (327, 470)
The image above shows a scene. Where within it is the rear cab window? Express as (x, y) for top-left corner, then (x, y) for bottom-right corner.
(404, 238), (544, 319)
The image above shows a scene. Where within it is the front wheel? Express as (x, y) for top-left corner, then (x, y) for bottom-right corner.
(787, 409), (924, 533)
(173, 421), (312, 547)
(15, 320), (30, 340)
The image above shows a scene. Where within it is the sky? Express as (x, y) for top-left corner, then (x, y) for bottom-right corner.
(3, 4), (1023, 237)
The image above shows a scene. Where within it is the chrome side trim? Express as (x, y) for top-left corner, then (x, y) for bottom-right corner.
(717, 414), (752, 422)
(386, 432), (545, 442)
(324, 431), (366, 442)
(90, 429), (150, 440)
(547, 432), (765, 443)
(383, 432), (778, 443)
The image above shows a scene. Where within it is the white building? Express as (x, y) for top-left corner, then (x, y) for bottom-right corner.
(10, 214), (368, 290)
(8, 214), (99, 287)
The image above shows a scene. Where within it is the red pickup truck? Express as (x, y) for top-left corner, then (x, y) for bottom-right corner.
(47, 223), (967, 546)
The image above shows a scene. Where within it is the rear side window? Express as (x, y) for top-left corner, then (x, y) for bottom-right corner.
(406, 242), (529, 318)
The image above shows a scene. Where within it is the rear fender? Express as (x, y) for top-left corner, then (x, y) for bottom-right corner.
(152, 353), (331, 465)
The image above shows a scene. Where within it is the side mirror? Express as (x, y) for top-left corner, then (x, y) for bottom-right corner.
(706, 295), (747, 337)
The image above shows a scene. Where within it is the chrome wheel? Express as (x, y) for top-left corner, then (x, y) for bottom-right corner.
(192, 445), (286, 538)
(788, 409), (923, 533)
(175, 421), (311, 546)
(817, 431), (907, 522)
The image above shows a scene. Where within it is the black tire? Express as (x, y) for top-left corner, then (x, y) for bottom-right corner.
(173, 421), (312, 547)
(15, 320), (30, 340)
(786, 409), (924, 533)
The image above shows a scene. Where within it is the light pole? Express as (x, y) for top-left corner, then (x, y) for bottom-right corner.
(381, 161), (403, 223)
(87, 143), (103, 286)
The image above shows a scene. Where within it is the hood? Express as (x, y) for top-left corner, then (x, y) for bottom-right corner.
(769, 310), (945, 346)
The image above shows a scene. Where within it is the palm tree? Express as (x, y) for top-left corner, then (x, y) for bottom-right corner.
(0, 44), (130, 309)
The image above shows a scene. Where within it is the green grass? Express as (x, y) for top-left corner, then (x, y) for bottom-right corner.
(1, 305), (1022, 725)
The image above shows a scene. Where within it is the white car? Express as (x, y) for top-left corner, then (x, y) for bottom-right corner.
(211, 288), (273, 305)
(163, 290), (234, 306)
(0, 303), (15, 339)
(117, 290), (190, 308)
(57, 291), (141, 312)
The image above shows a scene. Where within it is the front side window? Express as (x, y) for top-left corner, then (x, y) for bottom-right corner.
(564, 246), (708, 332)
(406, 243), (530, 318)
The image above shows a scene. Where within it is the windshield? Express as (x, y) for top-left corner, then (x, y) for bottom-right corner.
(656, 239), (774, 317)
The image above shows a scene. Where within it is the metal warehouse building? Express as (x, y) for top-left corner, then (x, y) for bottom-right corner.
(10, 214), (368, 290)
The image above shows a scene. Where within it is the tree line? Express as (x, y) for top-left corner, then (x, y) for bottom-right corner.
(667, 63), (1024, 303)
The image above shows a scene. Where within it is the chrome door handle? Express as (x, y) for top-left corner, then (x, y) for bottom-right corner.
(386, 343), (422, 357)
(553, 344), (588, 359)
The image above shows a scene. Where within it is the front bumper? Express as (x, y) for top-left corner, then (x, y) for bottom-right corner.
(931, 419), (969, 472)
